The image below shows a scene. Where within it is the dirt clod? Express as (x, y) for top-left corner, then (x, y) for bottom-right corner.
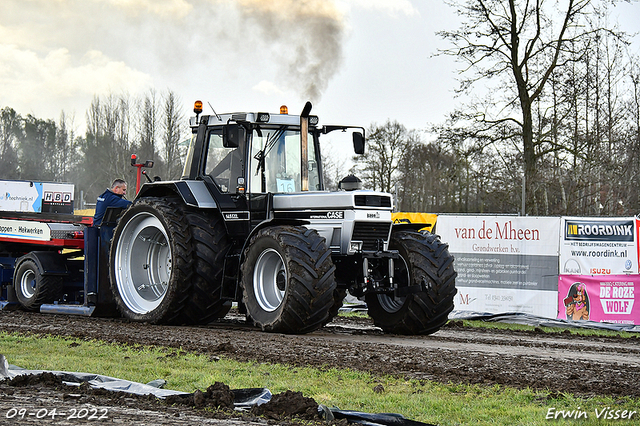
(165, 382), (234, 410)
(252, 390), (319, 420)
(7, 371), (62, 387)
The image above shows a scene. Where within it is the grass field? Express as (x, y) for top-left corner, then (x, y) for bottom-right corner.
(1, 322), (637, 426)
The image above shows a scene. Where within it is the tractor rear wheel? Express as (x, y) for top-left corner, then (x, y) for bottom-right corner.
(183, 208), (233, 322)
(241, 225), (336, 334)
(110, 197), (231, 324)
(365, 230), (457, 335)
(13, 259), (62, 311)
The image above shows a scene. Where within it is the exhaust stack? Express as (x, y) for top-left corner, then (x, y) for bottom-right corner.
(300, 101), (312, 191)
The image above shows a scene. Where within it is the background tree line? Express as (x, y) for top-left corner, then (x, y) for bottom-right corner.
(1, 1), (638, 217)
(352, 0), (640, 217)
(0, 90), (186, 207)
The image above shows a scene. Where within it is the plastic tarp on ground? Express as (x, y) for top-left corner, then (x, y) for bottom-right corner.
(0, 354), (436, 426)
(338, 302), (640, 332)
(0, 353), (270, 410)
(450, 310), (640, 332)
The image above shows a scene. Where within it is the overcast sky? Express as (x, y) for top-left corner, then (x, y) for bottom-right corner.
(1, 0), (638, 143)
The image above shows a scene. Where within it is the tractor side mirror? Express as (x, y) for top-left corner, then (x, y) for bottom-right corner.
(353, 131), (365, 155)
(223, 124), (245, 148)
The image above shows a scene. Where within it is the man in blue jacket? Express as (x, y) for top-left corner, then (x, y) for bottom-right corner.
(85, 179), (133, 303)
(93, 179), (132, 227)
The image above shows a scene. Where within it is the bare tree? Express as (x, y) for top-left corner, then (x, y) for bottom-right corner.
(437, 0), (624, 213)
(354, 120), (409, 193)
(53, 111), (79, 182)
(0, 107), (20, 179)
(136, 89), (159, 166)
(81, 93), (134, 198)
(19, 114), (56, 180)
(396, 136), (454, 212)
(160, 90), (185, 180)
(428, 116), (523, 213)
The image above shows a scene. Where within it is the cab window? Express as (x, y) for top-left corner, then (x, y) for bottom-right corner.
(204, 130), (243, 193)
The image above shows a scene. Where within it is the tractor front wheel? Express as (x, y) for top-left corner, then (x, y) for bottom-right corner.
(241, 226), (336, 334)
(366, 230), (457, 335)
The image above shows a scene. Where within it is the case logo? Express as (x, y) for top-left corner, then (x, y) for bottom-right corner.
(310, 211), (344, 219)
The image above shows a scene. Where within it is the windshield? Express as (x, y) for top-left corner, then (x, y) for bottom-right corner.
(249, 127), (320, 193)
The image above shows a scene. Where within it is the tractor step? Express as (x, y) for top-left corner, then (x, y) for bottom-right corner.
(40, 304), (95, 316)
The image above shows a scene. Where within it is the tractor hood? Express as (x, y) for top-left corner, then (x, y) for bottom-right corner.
(272, 190), (393, 211)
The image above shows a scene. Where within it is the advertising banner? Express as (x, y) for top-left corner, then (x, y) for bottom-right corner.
(558, 275), (639, 325)
(41, 182), (74, 214)
(436, 215), (561, 318)
(635, 217), (640, 271)
(0, 181), (41, 212)
(0, 218), (51, 241)
(0, 180), (74, 214)
(559, 217), (637, 275)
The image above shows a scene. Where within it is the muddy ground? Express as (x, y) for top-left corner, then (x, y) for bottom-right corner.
(1, 310), (639, 424)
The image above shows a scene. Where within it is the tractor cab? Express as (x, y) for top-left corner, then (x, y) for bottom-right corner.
(183, 102), (364, 198)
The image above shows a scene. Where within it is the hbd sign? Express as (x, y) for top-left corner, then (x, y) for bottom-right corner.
(43, 191), (72, 203)
(41, 182), (74, 213)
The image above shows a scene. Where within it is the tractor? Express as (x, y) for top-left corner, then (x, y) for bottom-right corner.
(109, 101), (457, 334)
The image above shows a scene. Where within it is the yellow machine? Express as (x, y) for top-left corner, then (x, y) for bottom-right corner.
(391, 212), (437, 233)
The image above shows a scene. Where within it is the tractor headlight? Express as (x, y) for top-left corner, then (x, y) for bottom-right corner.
(350, 241), (363, 252)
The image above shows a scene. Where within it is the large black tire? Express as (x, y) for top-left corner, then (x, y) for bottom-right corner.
(365, 230), (457, 335)
(323, 288), (347, 327)
(13, 259), (63, 311)
(183, 208), (233, 322)
(109, 197), (231, 324)
(241, 225), (336, 334)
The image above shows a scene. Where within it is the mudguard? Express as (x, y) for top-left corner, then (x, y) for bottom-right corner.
(136, 181), (217, 209)
(15, 252), (68, 276)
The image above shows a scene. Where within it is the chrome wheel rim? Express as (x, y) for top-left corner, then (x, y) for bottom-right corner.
(20, 269), (37, 299)
(253, 248), (286, 312)
(114, 212), (172, 314)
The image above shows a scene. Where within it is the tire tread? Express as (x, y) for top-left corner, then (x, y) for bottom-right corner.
(241, 225), (336, 334)
(367, 230), (457, 335)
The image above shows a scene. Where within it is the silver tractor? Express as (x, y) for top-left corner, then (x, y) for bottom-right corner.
(109, 101), (457, 334)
